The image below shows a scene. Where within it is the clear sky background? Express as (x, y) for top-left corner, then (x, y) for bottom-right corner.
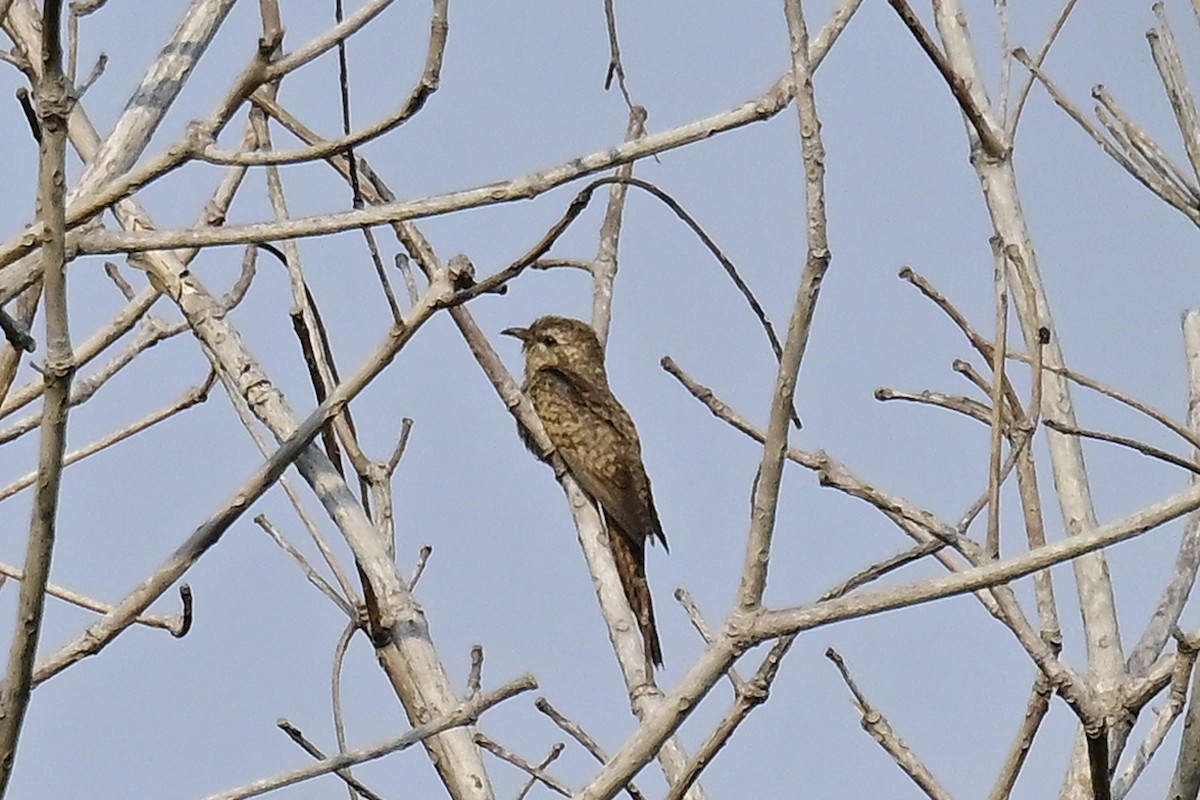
(1, 1), (1198, 798)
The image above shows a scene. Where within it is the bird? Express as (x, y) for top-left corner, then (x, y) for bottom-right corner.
(502, 315), (667, 668)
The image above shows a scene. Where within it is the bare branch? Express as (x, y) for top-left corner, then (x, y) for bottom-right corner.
(1127, 310), (1200, 678)
(0, 559), (182, 634)
(818, 541), (946, 601)
(989, 673), (1053, 799)
(663, 637), (796, 800)
(986, 238), (1010, 558)
(756, 481), (1200, 650)
(601, 0), (634, 110)
(738, 0), (831, 610)
(515, 743), (566, 800)
(1044, 419), (1200, 477)
(275, 719), (387, 800)
(1147, 2), (1200, 188)
(31, 279), (449, 685)
(875, 386), (993, 427)
(202, 675), (537, 800)
(534, 697), (647, 800)
(1007, 0), (1080, 135)
(883, 0), (1006, 157)
(1166, 629), (1200, 800)
(1118, 632), (1197, 798)
(826, 648), (953, 800)
(202, 0), (445, 169)
(1012, 48), (1200, 225)
(254, 515), (354, 617)
(0, 3), (71, 787)
(675, 588), (746, 693)
(64, 76), (802, 259)
(592, 105), (645, 346)
(474, 734), (570, 797)
(0, 372), (214, 502)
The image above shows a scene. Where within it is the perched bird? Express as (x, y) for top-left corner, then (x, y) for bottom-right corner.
(502, 316), (668, 668)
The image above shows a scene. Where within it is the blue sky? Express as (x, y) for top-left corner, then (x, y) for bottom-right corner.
(2, 1), (1199, 797)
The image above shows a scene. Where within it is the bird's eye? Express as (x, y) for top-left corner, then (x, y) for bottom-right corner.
(540, 334), (557, 347)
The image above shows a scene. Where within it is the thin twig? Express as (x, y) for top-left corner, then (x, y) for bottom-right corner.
(883, 0), (1006, 156)
(1127, 310), (1200, 679)
(899, 266), (1024, 415)
(73, 51), (106, 98)
(194, 0), (446, 170)
(1013, 48), (1200, 225)
(219, 372), (361, 609)
(333, 0), (361, 204)
(956, 440), (1022, 535)
(662, 356), (974, 559)
(0, 559), (184, 634)
(359, 226), (402, 323)
(386, 417), (414, 475)
(1148, 3), (1200, 189)
(405, 545), (431, 591)
(1007, 350), (1200, 453)
(474, 734), (570, 796)
(394, 252), (420, 305)
(202, 676), (537, 800)
(1116, 631), (1198, 798)
(0, 316), (190, 445)
(601, 0), (634, 110)
(1008, 0), (1080, 135)
(275, 719), (386, 800)
(1093, 85), (1199, 205)
(253, 515), (354, 617)
(331, 619), (356, 788)
(515, 743), (566, 800)
(674, 588), (746, 693)
(988, 672), (1053, 799)
(826, 648), (953, 800)
(875, 387), (993, 427)
(0, 372), (215, 502)
(1044, 419), (1200, 477)
(818, 541), (946, 601)
(534, 698), (648, 800)
(986, 237), (1009, 558)
(664, 636), (796, 800)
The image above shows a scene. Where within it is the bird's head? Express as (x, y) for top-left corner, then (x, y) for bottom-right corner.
(502, 315), (606, 378)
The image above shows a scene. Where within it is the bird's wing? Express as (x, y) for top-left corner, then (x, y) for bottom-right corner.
(537, 367), (667, 550)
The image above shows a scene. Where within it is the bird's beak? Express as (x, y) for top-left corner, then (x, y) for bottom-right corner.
(501, 326), (531, 342)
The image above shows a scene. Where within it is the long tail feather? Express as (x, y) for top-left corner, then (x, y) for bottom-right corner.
(608, 522), (663, 668)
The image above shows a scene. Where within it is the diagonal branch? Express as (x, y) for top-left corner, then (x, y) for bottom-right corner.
(884, 0), (1006, 156)
(827, 648), (953, 800)
(202, 675), (537, 800)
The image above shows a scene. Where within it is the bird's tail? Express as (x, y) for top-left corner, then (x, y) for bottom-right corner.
(608, 522), (663, 669)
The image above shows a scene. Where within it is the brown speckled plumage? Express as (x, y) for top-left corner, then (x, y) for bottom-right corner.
(503, 316), (666, 668)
